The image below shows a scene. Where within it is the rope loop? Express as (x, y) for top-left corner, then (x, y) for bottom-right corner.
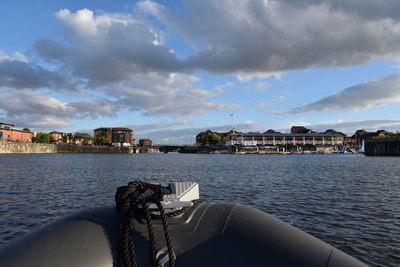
(115, 181), (175, 267)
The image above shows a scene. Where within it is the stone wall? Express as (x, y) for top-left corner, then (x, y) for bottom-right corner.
(0, 141), (133, 154)
(57, 144), (133, 154)
(365, 138), (400, 156)
(0, 141), (57, 154)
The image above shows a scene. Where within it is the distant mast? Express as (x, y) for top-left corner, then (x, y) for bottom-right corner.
(230, 112), (236, 134)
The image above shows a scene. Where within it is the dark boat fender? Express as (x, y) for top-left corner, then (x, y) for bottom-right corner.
(0, 203), (368, 267)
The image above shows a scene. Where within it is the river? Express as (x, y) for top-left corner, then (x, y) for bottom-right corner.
(0, 153), (399, 266)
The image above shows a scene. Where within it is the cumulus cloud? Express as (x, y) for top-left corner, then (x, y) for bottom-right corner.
(0, 89), (121, 129)
(5, 2), (400, 131)
(0, 71), (243, 129)
(35, 2), (400, 83)
(0, 52), (75, 91)
(284, 72), (400, 113)
(102, 72), (243, 117)
(26, 8), (242, 125)
(34, 8), (185, 86)
(140, 0), (400, 78)
(282, 0), (400, 21)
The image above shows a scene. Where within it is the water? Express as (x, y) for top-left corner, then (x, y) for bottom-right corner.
(0, 153), (399, 266)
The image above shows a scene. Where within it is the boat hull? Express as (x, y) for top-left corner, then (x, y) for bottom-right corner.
(0, 203), (367, 267)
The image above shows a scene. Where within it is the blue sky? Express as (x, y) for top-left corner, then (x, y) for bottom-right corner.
(1, 0), (400, 143)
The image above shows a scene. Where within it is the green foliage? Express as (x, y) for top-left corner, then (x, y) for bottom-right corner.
(67, 133), (74, 141)
(209, 133), (222, 144)
(74, 132), (93, 142)
(22, 128), (31, 132)
(98, 132), (109, 145)
(33, 133), (55, 143)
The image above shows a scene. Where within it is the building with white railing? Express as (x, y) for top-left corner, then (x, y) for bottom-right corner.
(227, 132), (344, 152)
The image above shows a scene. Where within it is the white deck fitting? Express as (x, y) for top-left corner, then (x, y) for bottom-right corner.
(148, 182), (199, 210)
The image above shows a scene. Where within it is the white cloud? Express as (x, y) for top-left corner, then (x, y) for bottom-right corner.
(36, 8), (185, 86)
(0, 89), (120, 129)
(0, 51), (76, 91)
(284, 72), (400, 113)
(5, 2), (400, 133)
(140, 0), (400, 78)
(246, 82), (269, 91)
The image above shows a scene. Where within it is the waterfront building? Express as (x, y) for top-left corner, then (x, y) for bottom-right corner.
(93, 127), (135, 146)
(50, 131), (69, 143)
(0, 122), (33, 142)
(139, 139), (153, 147)
(352, 129), (393, 146)
(228, 132), (344, 152)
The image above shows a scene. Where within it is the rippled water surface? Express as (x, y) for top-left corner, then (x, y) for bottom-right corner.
(0, 153), (399, 266)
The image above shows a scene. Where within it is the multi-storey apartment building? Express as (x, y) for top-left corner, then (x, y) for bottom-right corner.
(93, 127), (135, 146)
(0, 122), (33, 142)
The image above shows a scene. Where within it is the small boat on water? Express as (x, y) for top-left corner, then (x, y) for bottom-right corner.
(340, 145), (356, 154)
(359, 140), (365, 154)
(0, 181), (367, 267)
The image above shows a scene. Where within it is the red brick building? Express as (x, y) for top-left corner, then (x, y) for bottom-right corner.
(50, 131), (69, 143)
(0, 122), (33, 142)
(93, 127), (135, 146)
(139, 139), (153, 147)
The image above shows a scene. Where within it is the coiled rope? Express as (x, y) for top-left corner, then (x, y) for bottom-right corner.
(115, 180), (176, 267)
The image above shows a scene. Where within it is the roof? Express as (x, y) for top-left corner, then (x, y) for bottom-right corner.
(0, 122), (14, 126)
(237, 133), (344, 137)
(94, 127), (133, 131)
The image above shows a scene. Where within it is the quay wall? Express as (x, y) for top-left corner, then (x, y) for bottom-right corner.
(0, 141), (133, 154)
(0, 141), (57, 154)
(57, 144), (133, 154)
(365, 138), (400, 156)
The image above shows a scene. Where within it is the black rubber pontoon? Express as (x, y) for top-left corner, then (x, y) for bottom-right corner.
(0, 202), (367, 267)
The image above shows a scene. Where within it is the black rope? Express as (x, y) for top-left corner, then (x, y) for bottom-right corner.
(144, 200), (158, 266)
(156, 200), (176, 266)
(115, 180), (178, 267)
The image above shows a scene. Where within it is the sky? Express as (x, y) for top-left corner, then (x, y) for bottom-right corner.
(1, 0), (400, 144)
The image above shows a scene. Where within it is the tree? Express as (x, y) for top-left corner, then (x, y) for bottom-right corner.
(98, 133), (109, 145)
(22, 128), (31, 132)
(82, 133), (93, 143)
(74, 132), (93, 145)
(67, 133), (74, 143)
(33, 133), (55, 143)
(209, 133), (222, 144)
